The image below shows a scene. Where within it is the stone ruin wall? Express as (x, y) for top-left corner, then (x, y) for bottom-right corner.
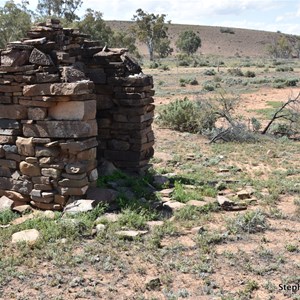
(0, 19), (155, 210)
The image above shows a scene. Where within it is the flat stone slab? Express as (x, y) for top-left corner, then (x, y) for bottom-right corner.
(163, 201), (186, 211)
(186, 200), (210, 207)
(146, 221), (164, 229)
(23, 120), (97, 138)
(63, 199), (95, 213)
(158, 188), (174, 197)
(23, 81), (94, 96)
(11, 229), (40, 244)
(115, 230), (148, 238)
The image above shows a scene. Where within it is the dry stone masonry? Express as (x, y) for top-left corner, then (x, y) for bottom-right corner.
(0, 19), (155, 210)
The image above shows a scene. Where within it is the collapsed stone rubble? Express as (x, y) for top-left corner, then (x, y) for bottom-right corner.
(0, 19), (155, 210)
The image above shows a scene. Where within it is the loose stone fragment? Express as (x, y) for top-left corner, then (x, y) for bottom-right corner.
(12, 229), (40, 244)
(29, 48), (53, 66)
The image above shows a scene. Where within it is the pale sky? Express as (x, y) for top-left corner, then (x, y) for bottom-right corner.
(2, 0), (300, 35)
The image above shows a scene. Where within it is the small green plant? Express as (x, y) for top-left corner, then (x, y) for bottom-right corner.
(0, 209), (19, 225)
(285, 244), (298, 252)
(159, 64), (170, 71)
(244, 70), (256, 77)
(179, 77), (198, 86)
(226, 209), (268, 234)
(204, 69), (216, 76)
(149, 61), (160, 69)
(275, 66), (293, 72)
(202, 83), (215, 91)
(227, 68), (244, 76)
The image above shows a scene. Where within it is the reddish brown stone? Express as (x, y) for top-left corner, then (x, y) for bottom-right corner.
(0, 105), (27, 119)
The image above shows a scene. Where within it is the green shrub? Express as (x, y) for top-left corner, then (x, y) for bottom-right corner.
(226, 209), (268, 234)
(203, 84), (215, 91)
(149, 61), (160, 69)
(179, 77), (198, 86)
(220, 27), (235, 34)
(204, 69), (216, 76)
(156, 97), (216, 133)
(227, 68), (244, 76)
(159, 64), (170, 71)
(275, 66), (293, 72)
(244, 70), (256, 78)
(285, 78), (298, 86)
(176, 53), (192, 67)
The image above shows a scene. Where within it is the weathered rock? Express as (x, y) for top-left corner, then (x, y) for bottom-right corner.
(146, 220), (164, 229)
(28, 107), (47, 120)
(65, 162), (89, 174)
(115, 230), (148, 239)
(4, 190), (30, 202)
(16, 137), (34, 156)
(217, 195), (234, 206)
(86, 187), (118, 204)
(95, 223), (106, 233)
(23, 81), (94, 96)
(145, 278), (162, 291)
(12, 204), (32, 214)
(30, 201), (61, 210)
(35, 146), (60, 157)
(153, 175), (170, 187)
(159, 188), (174, 197)
(58, 177), (89, 188)
(0, 195), (14, 211)
(19, 161), (41, 177)
(48, 100), (96, 121)
(29, 48), (53, 65)
(58, 185), (89, 196)
(163, 201), (186, 211)
(11, 180), (33, 195)
(64, 199), (95, 213)
(186, 200), (209, 207)
(1, 49), (30, 66)
(11, 229), (40, 244)
(0, 105), (27, 119)
(61, 66), (87, 82)
(0, 159), (16, 169)
(41, 168), (61, 178)
(23, 120), (97, 138)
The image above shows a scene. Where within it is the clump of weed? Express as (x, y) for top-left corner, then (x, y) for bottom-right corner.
(244, 70), (256, 77)
(275, 66), (293, 72)
(179, 77), (198, 86)
(204, 69), (216, 76)
(0, 209), (19, 225)
(226, 209), (268, 234)
(227, 68), (244, 76)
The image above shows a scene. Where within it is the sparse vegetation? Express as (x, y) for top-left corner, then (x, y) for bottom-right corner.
(1, 10), (300, 300)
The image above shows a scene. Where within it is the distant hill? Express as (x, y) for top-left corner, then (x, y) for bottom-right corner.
(106, 20), (293, 58)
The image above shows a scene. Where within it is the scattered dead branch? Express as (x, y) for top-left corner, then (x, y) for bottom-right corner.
(261, 92), (300, 134)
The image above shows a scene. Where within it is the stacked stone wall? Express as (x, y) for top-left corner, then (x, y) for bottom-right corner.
(0, 19), (155, 209)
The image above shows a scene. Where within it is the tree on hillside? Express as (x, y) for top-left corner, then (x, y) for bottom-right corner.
(132, 8), (172, 61)
(110, 30), (139, 56)
(176, 30), (201, 56)
(37, 0), (82, 23)
(77, 9), (113, 45)
(266, 36), (292, 59)
(0, 0), (32, 48)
